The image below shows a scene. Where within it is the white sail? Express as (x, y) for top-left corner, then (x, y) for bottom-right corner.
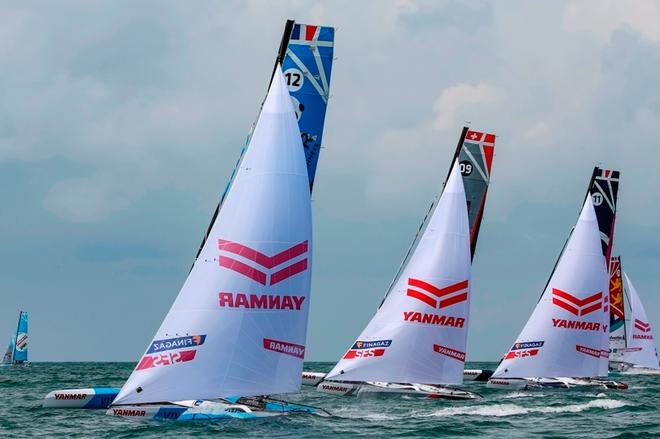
(114, 65), (312, 405)
(622, 272), (659, 369)
(492, 196), (608, 379)
(1, 338), (13, 364)
(325, 163), (471, 385)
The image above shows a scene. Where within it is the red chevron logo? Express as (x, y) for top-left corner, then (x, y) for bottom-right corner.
(635, 319), (651, 333)
(407, 278), (469, 308)
(552, 288), (602, 316)
(218, 240), (308, 286)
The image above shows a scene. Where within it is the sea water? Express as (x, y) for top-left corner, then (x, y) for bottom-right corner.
(1, 361), (658, 438)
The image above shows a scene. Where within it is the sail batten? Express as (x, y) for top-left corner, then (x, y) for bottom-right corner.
(114, 66), (313, 405)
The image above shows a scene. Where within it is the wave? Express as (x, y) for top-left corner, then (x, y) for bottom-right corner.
(501, 392), (548, 399)
(429, 399), (628, 417)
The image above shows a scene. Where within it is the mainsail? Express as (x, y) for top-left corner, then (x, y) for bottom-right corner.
(113, 66), (313, 405)
(609, 256), (626, 362)
(12, 311), (28, 364)
(491, 196), (609, 379)
(192, 20), (334, 264)
(622, 272), (659, 369)
(590, 168), (620, 261)
(325, 162), (471, 385)
(459, 129), (496, 258)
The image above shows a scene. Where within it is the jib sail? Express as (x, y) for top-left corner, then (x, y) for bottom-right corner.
(491, 196), (609, 379)
(326, 162), (471, 385)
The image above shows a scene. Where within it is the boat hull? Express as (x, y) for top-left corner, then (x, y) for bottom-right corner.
(316, 381), (478, 400)
(614, 362), (660, 375)
(108, 397), (329, 421)
(463, 369), (494, 381)
(301, 371), (327, 386)
(487, 377), (628, 390)
(43, 388), (120, 409)
(303, 370), (491, 385)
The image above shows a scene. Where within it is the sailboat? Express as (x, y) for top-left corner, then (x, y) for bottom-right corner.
(608, 262), (660, 374)
(43, 19), (335, 411)
(486, 191), (626, 390)
(311, 160), (476, 400)
(303, 128), (497, 389)
(104, 65), (325, 420)
(0, 311), (28, 367)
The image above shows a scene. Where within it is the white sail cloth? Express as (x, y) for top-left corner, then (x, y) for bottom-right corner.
(114, 65), (312, 405)
(622, 273), (659, 369)
(492, 197), (609, 379)
(326, 163), (471, 385)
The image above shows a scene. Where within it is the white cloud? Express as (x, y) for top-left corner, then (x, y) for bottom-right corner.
(563, 0), (660, 43)
(432, 82), (500, 131)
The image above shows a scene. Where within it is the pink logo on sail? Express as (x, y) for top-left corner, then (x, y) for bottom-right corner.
(575, 345), (600, 358)
(407, 278), (468, 309)
(263, 338), (305, 359)
(136, 350), (197, 371)
(219, 240), (308, 286)
(635, 319), (651, 333)
(432, 344), (465, 362)
(552, 289), (602, 316)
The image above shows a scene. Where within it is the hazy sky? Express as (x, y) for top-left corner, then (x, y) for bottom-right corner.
(1, 0), (659, 361)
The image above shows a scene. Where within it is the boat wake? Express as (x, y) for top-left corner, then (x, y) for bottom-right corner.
(428, 399), (627, 417)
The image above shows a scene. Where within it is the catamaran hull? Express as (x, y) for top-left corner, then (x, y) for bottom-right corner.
(316, 381), (478, 400)
(303, 370), (491, 385)
(302, 371), (327, 386)
(463, 369), (494, 381)
(43, 388), (120, 409)
(487, 377), (628, 390)
(614, 363), (660, 375)
(108, 398), (329, 421)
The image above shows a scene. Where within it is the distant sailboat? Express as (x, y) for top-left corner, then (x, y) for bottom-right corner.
(303, 128), (497, 389)
(1, 311), (28, 367)
(487, 192), (626, 390)
(611, 267), (660, 374)
(43, 19), (335, 411)
(1, 338), (14, 366)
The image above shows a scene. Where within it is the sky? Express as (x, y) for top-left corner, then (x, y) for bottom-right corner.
(1, 0), (660, 362)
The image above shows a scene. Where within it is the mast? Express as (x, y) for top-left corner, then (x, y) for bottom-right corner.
(271, 20), (295, 83)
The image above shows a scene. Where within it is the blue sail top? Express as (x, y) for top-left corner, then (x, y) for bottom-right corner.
(13, 311), (28, 363)
(284, 23), (335, 189)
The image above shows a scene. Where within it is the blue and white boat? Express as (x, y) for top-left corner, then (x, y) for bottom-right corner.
(1, 311), (28, 367)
